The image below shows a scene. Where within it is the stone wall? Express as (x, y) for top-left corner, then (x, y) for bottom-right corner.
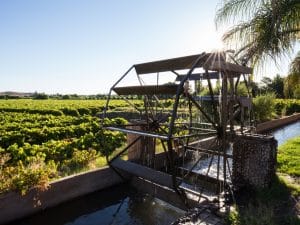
(232, 134), (277, 189)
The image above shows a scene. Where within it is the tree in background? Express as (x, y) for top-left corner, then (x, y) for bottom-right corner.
(260, 75), (284, 98)
(32, 92), (49, 100)
(215, 0), (300, 66)
(284, 51), (300, 99)
(253, 93), (276, 122)
(290, 51), (300, 73)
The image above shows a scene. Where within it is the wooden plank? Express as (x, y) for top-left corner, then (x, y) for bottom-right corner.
(134, 53), (224, 74)
(113, 84), (180, 95)
(175, 72), (220, 81)
(111, 158), (174, 188)
(203, 61), (253, 74)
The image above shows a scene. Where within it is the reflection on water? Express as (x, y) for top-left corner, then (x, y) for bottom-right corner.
(270, 120), (300, 145)
(10, 184), (185, 225)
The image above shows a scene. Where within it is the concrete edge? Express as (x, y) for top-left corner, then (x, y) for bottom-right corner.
(256, 113), (300, 133)
(0, 166), (124, 225)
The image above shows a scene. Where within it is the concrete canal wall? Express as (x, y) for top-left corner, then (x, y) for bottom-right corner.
(0, 167), (124, 225)
(256, 113), (300, 133)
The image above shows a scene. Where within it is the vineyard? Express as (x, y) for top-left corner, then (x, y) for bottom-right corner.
(0, 99), (143, 116)
(1, 98), (300, 195)
(0, 99), (130, 194)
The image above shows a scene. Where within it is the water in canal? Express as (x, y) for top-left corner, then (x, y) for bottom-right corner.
(270, 120), (300, 145)
(179, 120), (300, 182)
(10, 184), (185, 225)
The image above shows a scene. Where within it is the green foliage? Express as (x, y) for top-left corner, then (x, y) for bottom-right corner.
(253, 94), (300, 119)
(215, 0), (300, 67)
(226, 207), (239, 225)
(284, 72), (300, 99)
(99, 118), (127, 156)
(61, 108), (80, 116)
(77, 107), (91, 115)
(260, 75), (285, 98)
(199, 87), (211, 96)
(0, 99), (142, 116)
(61, 149), (98, 174)
(277, 136), (300, 177)
(62, 95), (71, 99)
(236, 82), (248, 96)
(199, 82), (248, 97)
(162, 99), (173, 108)
(237, 203), (275, 225)
(33, 93), (49, 100)
(253, 93), (275, 122)
(0, 99), (129, 194)
(290, 51), (300, 74)
(274, 99), (300, 116)
(0, 155), (57, 195)
(294, 85), (300, 99)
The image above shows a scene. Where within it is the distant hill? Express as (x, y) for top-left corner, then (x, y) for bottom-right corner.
(0, 91), (34, 97)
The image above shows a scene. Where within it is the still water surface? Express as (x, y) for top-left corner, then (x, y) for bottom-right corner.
(10, 184), (185, 225)
(270, 120), (300, 145)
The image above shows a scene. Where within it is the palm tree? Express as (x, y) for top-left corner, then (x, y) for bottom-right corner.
(215, 0), (300, 66)
(284, 51), (300, 98)
(290, 51), (300, 73)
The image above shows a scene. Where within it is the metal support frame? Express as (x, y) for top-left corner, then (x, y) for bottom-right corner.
(102, 51), (254, 208)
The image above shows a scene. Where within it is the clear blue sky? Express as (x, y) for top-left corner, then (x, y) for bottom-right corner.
(0, 0), (298, 94)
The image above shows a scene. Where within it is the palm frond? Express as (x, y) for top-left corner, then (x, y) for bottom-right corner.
(290, 51), (300, 73)
(216, 0), (300, 68)
(215, 0), (266, 27)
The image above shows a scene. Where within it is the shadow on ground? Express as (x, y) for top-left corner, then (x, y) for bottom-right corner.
(227, 175), (300, 225)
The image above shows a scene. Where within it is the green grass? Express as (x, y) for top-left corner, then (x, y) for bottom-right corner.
(279, 174), (300, 197)
(227, 175), (300, 225)
(277, 136), (300, 176)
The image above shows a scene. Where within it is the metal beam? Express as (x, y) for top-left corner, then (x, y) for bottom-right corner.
(104, 126), (169, 140)
(134, 53), (218, 74)
(203, 61), (253, 74)
(111, 158), (174, 188)
(112, 84), (180, 95)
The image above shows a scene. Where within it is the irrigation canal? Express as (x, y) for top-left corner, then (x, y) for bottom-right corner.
(269, 120), (300, 145)
(8, 120), (300, 225)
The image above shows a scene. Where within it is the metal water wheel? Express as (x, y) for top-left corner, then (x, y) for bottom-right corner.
(102, 51), (254, 206)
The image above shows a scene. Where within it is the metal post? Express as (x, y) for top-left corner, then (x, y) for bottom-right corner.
(221, 71), (228, 188)
(102, 66), (134, 124)
(168, 52), (207, 138)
